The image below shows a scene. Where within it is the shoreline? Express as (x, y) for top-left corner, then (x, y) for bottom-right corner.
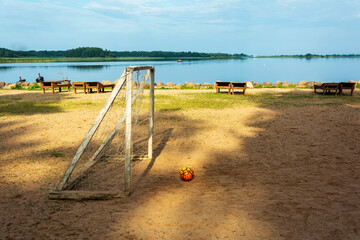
(1, 55), (360, 63)
(1, 80), (359, 91)
(0, 57), (245, 63)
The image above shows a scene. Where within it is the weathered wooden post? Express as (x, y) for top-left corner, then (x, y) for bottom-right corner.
(148, 68), (155, 159)
(125, 68), (133, 194)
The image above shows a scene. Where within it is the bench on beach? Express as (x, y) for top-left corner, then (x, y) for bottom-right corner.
(231, 82), (247, 95)
(85, 82), (115, 94)
(215, 81), (231, 94)
(215, 81), (247, 95)
(339, 82), (356, 96)
(72, 81), (115, 94)
(40, 80), (71, 94)
(72, 82), (87, 94)
(314, 83), (340, 95)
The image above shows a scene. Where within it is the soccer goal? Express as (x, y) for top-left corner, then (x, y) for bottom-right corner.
(49, 66), (155, 200)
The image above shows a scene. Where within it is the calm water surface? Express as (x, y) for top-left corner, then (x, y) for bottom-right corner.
(0, 58), (359, 84)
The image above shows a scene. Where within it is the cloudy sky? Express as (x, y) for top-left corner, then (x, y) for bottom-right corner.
(1, 0), (360, 55)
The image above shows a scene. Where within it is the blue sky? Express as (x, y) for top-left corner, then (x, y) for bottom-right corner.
(1, 0), (360, 55)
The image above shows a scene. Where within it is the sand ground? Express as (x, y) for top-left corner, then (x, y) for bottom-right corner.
(1, 88), (360, 239)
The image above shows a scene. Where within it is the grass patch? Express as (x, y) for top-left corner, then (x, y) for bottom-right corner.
(0, 97), (106, 115)
(154, 91), (360, 111)
(180, 85), (195, 90)
(27, 85), (42, 91)
(54, 99), (107, 111)
(50, 151), (65, 158)
(10, 84), (23, 90)
(0, 100), (62, 115)
(156, 87), (173, 90)
(248, 92), (359, 107)
(254, 85), (298, 88)
(1, 89), (358, 116)
(156, 93), (257, 111)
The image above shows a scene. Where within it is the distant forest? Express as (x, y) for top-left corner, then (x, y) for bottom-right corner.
(259, 53), (360, 58)
(0, 47), (359, 59)
(0, 47), (248, 58)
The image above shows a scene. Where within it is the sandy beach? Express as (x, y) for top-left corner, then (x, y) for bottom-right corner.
(1, 88), (359, 239)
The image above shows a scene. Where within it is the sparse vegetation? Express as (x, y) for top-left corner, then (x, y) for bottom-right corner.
(154, 91), (359, 110)
(0, 88), (358, 116)
(50, 151), (65, 158)
(10, 84), (23, 90)
(27, 85), (42, 91)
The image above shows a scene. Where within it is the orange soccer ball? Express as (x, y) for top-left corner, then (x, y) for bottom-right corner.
(179, 167), (195, 181)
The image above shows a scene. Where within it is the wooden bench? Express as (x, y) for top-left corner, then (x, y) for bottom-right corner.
(72, 82), (87, 94)
(231, 82), (246, 95)
(215, 81), (231, 94)
(314, 83), (339, 95)
(72, 82), (115, 94)
(85, 82), (115, 94)
(40, 80), (71, 94)
(339, 82), (356, 96)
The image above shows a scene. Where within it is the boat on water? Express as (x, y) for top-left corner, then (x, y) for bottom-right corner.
(177, 59), (183, 62)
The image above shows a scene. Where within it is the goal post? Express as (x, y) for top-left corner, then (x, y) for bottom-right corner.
(49, 66), (155, 200)
(125, 68), (132, 193)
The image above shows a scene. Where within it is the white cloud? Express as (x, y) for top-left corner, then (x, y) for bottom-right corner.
(2, 0), (360, 52)
(276, 0), (313, 5)
(83, 0), (238, 20)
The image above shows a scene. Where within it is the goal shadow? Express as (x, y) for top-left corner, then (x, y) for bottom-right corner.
(131, 128), (173, 194)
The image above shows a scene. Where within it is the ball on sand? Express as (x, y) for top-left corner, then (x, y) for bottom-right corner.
(179, 167), (194, 181)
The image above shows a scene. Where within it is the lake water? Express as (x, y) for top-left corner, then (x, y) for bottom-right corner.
(0, 58), (359, 84)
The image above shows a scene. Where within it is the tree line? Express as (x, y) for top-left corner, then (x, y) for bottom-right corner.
(1, 47), (359, 58)
(263, 53), (360, 58)
(111, 51), (248, 58)
(0, 48), (66, 58)
(0, 47), (249, 58)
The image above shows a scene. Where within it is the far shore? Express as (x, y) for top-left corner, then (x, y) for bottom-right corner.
(1, 55), (360, 63)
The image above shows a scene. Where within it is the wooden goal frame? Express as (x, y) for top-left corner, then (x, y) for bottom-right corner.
(49, 66), (155, 200)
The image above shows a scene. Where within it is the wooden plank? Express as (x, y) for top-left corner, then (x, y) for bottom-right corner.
(49, 190), (125, 200)
(55, 69), (128, 191)
(126, 66), (154, 71)
(148, 69), (155, 159)
(125, 70), (133, 193)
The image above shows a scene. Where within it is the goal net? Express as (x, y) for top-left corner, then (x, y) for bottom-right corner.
(49, 66), (155, 200)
